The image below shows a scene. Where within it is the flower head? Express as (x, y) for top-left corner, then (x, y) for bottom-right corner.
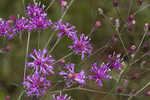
(69, 34), (93, 60)
(26, 3), (47, 18)
(52, 92), (72, 100)
(27, 17), (51, 30)
(89, 63), (111, 87)
(27, 48), (55, 75)
(26, 4), (51, 31)
(12, 17), (29, 34)
(0, 18), (11, 37)
(107, 53), (123, 70)
(52, 21), (77, 38)
(23, 73), (51, 97)
(59, 63), (86, 87)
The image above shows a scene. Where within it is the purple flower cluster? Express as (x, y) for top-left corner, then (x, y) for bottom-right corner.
(59, 63), (86, 87)
(107, 53), (123, 70)
(69, 34), (93, 60)
(0, 18), (11, 37)
(52, 21), (77, 38)
(24, 48), (55, 97)
(89, 63), (111, 87)
(53, 21), (93, 60)
(27, 48), (55, 75)
(0, 3), (51, 39)
(23, 72), (51, 97)
(52, 92), (72, 100)
(26, 4), (51, 31)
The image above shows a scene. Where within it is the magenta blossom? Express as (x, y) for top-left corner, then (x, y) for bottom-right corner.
(52, 21), (77, 38)
(52, 92), (72, 100)
(0, 18), (11, 37)
(27, 48), (55, 75)
(59, 63), (86, 87)
(26, 4), (47, 18)
(89, 63), (111, 87)
(69, 34), (93, 60)
(107, 53), (123, 70)
(23, 73), (51, 97)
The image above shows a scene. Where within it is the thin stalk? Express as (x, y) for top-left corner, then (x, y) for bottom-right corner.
(38, 31), (41, 49)
(128, 81), (150, 100)
(46, 0), (56, 11)
(44, 0), (75, 49)
(49, 87), (138, 97)
(53, 52), (74, 65)
(17, 91), (25, 100)
(48, 38), (61, 54)
(116, 28), (128, 54)
(134, 30), (148, 58)
(24, 32), (31, 80)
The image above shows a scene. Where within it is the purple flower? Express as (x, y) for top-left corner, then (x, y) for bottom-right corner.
(0, 18), (11, 37)
(52, 21), (77, 38)
(12, 17), (29, 34)
(26, 4), (51, 30)
(89, 63), (111, 87)
(27, 48), (55, 75)
(23, 73), (51, 97)
(27, 17), (51, 30)
(69, 34), (93, 60)
(26, 4), (47, 18)
(52, 92), (72, 100)
(59, 63), (86, 87)
(107, 53), (123, 70)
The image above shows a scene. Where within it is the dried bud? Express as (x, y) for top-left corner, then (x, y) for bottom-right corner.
(2, 45), (11, 52)
(115, 19), (120, 28)
(129, 14), (134, 21)
(94, 21), (101, 28)
(144, 91), (150, 96)
(117, 86), (123, 93)
(5, 96), (10, 100)
(113, 0), (118, 7)
(61, 1), (67, 7)
(138, 0), (143, 5)
(60, 59), (65, 65)
(131, 88), (136, 94)
(98, 8), (103, 15)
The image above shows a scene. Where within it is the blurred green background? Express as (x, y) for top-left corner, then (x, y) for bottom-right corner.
(0, 0), (150, 100)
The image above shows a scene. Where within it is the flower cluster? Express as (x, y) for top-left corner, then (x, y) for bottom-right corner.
(52, 21), (77, 38)
(23, 72), (51, 97)
(23, 48), (55, 97)
(69, 34), (93, 60)
(53, 21), (93, 60)
(0, 3), (51, 39)
(59, 63), (86, 87)
(107, 53), (123, 70)
(89, 63), (111, 87)
(26, 3), (51, 31)
(0, 18), (11, 37)
(27, 48), (55, 75)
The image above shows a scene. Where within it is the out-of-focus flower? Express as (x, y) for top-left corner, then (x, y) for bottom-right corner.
(12, 17), (29, 34)
(23, 73), (51, 97)
(52, 21), (77, 38)
(107, 53), (123, 70)
(0, 18), (11, 37)
(27, 48), (55, 75)
(52, 92), (72, 100)
(27, 17), (51, 30)
(26, 4), (47, 18)
(69, 34), (93, 60)
(59, 63), (86, 87)
(89, 63), (111, 87)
